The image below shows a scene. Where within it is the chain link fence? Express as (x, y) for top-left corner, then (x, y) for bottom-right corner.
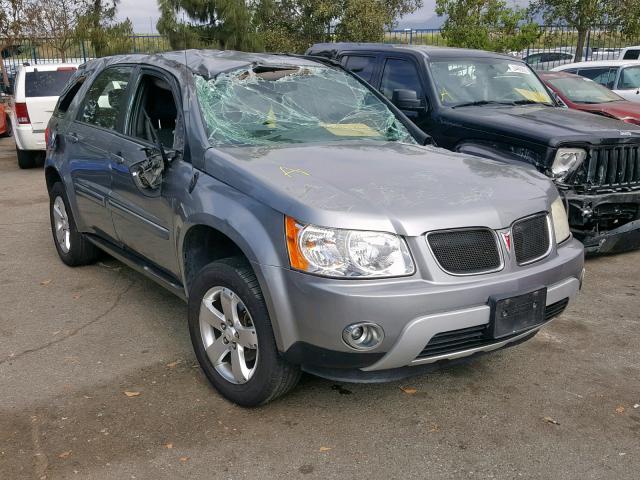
(3, 24), (640, 82)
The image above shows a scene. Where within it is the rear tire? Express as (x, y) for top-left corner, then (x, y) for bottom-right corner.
(16, 147), (37, 169)
(188, 257), (301, 407)
(49, 182), (100, 266)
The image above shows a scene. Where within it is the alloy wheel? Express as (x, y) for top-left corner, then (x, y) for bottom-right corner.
(52, 196), (71, 253)
(199, 286), (259, 384)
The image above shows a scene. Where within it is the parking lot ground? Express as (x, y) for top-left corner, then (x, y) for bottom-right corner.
(0, 136), (639, 480)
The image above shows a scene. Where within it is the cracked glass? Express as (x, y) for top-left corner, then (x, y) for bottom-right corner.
(195, 65), (416, 147)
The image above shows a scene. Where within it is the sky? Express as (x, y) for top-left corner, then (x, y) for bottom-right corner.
(117, 0), (443, 34)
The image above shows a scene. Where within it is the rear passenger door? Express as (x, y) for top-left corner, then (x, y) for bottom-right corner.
(340, 54), (379, 84)
(67, 65), (134, 242)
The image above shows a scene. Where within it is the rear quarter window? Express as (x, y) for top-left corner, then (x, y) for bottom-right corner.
(25, 69), (76, 97)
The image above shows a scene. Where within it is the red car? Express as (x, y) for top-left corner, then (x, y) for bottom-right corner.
(539, 71), (640, 126)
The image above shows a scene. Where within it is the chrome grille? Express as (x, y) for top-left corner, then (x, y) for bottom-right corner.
(427, 229), (502, 275)
(512, 214), (551, 265)
(582, 145), (640, 188)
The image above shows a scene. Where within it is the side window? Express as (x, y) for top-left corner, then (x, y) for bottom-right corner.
(380, 58), (424, 101)
(525, 53), (543, 64)
(128, 73), (179, 150)
(619, 67), (640, 89)
(343, 55), (376, 83)
(78, 66), (133, 130)
(623, 49), (640, 60)
(578, 68), (616, 88)
(54, 77), (85, 118)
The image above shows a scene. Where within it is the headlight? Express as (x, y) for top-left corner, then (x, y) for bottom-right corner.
(550, 197), (571, 244)
(285, 217), (414, 278)
(551, 148), (586, 179)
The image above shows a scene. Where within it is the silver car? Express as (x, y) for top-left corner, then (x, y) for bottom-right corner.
(45, 51), (584, 406)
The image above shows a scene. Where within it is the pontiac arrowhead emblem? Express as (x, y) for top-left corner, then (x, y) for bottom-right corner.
(501, 231), (512, 254)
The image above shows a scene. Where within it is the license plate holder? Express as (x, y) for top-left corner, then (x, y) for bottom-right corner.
(489, 287), (547, 339)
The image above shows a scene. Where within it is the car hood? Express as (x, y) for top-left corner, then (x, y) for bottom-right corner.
(576, 101), (640, 121)
(443, 104), (640, 147)
(205, 141), (556, 236)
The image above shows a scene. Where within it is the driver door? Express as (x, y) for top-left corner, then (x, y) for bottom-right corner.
(109, 69), (185, 276)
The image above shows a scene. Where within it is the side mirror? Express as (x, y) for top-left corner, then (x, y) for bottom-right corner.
(392, 89), (423, 111)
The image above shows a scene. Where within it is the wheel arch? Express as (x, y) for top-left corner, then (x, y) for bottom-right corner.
(179, 213), (290, 351)
(44, 165), (63, 192)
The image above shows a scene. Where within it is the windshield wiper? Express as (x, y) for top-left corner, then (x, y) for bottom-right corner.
(451, 100), (516, 108)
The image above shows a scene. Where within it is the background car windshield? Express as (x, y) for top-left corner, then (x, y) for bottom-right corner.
(548, 76), (623, 103)
(196, 65), (415, 146)
(429, 58), (553, 106)
(619, 66), (640, 89)
(25, 70), (75, 97)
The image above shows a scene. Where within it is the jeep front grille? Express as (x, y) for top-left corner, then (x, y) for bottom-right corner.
(427, 229), (502, 275)
(512, 214), (551, 265)
(580, 145), (640, 189)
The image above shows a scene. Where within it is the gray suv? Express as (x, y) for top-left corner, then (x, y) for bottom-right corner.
(45, 51), (585, 406)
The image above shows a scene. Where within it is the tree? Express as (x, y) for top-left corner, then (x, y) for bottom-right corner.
(530, 0), (640, 61)
(249, 0), (422, 53)
(157, 0), (259, 51)
(75, 0), (133, 57)
(0, 0), (28, 86)
(436, 0), (540, 53)
(24, 0), (83, 61)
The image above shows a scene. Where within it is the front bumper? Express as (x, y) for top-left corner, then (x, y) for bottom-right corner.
(258, 237), (584, 378)
(563, 189), (640, 254)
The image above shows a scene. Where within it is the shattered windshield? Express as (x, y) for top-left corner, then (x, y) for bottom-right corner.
(195, 65), (415, 146)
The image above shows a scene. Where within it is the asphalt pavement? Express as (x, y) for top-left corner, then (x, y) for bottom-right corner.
(0, 137), (639, 479)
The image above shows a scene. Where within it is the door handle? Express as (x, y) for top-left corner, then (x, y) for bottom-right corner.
(67, 133), (79, 143)
(110, 152), (125, 165)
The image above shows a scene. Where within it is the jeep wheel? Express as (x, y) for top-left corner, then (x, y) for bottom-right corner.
(49, 182), (100, 266)
(188, 258), (300, 407)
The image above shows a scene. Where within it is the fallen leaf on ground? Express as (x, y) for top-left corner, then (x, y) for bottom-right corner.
(40, 279), (51, 286)
(179, 456), (189, 463)
(58, 450), (72, 459)
(165, 443), (173, 449)
(543, 416), (560, 425)
(166, 360), (180, 368)
(400, 386), (417, 395)
(616, 405), (625, 414)
(123, 391), (141, 397)
(73, 294), (81, 300)
(319, 447), (332, 452)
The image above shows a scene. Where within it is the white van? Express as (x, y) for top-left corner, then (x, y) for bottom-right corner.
(11, 63), (78, 168)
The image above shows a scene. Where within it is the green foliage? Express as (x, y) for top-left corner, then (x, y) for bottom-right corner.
(157, 0), (260, 50)
(159, 0), (422, 53)
(75, 0), (133, 56)
(529, 0), (640, 60)
(435, 0), (540, 52)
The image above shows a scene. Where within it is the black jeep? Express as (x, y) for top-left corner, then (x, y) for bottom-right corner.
(307, 43), (640, 254)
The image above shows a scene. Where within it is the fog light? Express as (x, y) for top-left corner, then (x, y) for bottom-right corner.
(342, 322), (384, 351)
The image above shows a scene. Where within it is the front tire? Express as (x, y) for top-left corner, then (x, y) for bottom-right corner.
(188, 258), (301, 407)
(49, 182), (100, 266)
